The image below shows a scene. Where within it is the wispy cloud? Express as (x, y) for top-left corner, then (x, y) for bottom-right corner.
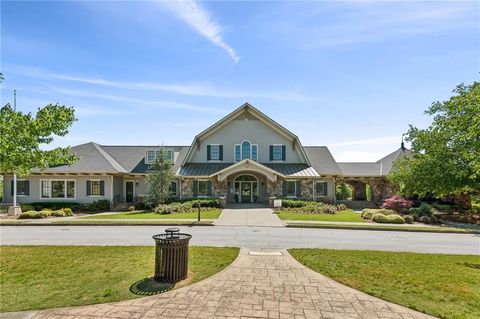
(7, 65), (308, 101)
(160, 0), (239, 63)
(46, 85), (226, 114)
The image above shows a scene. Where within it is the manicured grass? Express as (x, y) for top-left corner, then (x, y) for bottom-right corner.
(0, 246), (239, 312)
(83, 210), (222, 220)
(289, 249), (480, 319)
(276, 209), (365, 222)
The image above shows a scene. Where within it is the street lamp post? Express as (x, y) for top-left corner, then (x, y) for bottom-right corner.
(8, 89), (22, 215)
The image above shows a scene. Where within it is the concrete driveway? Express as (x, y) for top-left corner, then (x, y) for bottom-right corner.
(215, 207), (285, 227)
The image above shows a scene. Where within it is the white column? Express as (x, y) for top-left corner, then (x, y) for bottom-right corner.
(13, 173), (17, 206)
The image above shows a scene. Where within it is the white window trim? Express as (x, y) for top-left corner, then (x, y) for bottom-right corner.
(234, 140), (258, 162)
(315, 181), (328, 197)
(207, 144), (222, 162)
(285, 180), (297, 198)
(145, 149), (174, 164)
(39, 179), (76, 200)
(271, 144), (285, 162)
(87, 179), (104, 197)
(15, 179), (29, 197)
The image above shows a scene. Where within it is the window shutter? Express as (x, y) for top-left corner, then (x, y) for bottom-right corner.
(193, 180), (198, 197)
(219, 145), (223, 161)
(282, 145), (286, 161)
(10, 180), (13, 196)
(296, 180), (302, 197)
(25, 181), (30, 196)
(86, 180), (91, 196)
(100, 181), (105, 196)
(207, 181), (212, 197)
(207, 145), (211, 161)
(282, 181), (287, 197)
(323, 182), (328, 196)
(269, 145), (274, 161)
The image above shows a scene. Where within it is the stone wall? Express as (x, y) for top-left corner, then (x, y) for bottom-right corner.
(301, 179), (314, 201)
(180, 178), (194, 199)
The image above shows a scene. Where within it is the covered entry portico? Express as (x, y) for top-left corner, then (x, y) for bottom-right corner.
(210, 160), (285, 204)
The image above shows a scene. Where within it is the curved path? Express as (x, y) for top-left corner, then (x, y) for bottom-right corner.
(32, 248), (436, 319)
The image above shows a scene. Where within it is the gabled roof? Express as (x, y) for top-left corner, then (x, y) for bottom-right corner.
(181, 103), (311, 166)
(337, 147), (411, 177)
(34, 144), (189, 174)
(376, 147), (411, 175)
(32, 142), (128, 174)
(303, 146), (341, 176)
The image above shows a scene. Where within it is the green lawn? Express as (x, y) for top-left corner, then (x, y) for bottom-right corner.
(0, 246), (239, 312)
(276, 209), (365, 222)
(83, 209), (222, 219)
(289, 249), (480, 319)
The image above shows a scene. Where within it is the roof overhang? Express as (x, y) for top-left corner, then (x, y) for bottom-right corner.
(209, 160), (285, 182)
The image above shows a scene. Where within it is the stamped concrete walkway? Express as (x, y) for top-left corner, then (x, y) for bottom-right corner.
(215, 207), (285, 227)
(31, 249), (436, 319)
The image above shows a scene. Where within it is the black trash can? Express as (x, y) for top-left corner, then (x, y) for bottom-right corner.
(152, 228), (192, 283)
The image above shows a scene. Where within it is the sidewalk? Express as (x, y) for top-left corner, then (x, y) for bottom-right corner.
(24, 248), (436, 319)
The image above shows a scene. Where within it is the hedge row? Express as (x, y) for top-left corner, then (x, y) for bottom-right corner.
(18, 208), (74, 219)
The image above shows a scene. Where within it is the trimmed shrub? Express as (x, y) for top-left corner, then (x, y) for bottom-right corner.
(419, 216), (438, 224)
(169, 198), (221, 208)
(18, 211), (46, 219)
(62, 208), (74, 216)
(29, 202), (81, 211)
(128, 206), (135, 212)
(381, 196), (412, 214)
(20, 204), (35, 212)
(371, 213), (389, 223)
(431, 203), (456, 213)
(89, 200), (110, 212)
(372, 213), (405, 224)
(51, 210), (66, 217)
(336, 204), (348, 211)
(409, 203), (433, 217)
(404, 215), (414, 224)
(361, 208), (396, 219)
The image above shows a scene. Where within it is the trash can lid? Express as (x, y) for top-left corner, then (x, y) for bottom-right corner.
(165, 227), (180, 233)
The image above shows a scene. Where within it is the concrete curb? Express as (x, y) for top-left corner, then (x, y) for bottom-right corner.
(286, 223), (480, 234)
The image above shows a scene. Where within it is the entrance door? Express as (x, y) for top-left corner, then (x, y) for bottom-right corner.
(240, 182), (252, 203)
(125, 181), (134, 202)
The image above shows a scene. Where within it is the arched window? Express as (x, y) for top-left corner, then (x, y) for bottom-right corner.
(242, 141), (251, 160)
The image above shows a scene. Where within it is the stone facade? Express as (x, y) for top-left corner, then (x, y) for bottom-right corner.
(300, 179), (314, 201)
(180, 178), (194, 199)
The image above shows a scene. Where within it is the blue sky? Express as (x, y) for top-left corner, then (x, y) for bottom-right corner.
(1, 0), (478, 161)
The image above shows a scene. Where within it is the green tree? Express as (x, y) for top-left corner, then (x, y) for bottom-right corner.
(389, 82), (480, 205)
(145, 147), (176, 207)
(336, 183), (352, 200)
(0, 104), (77, 176)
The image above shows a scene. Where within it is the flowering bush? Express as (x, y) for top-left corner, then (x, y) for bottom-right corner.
(361, 208), (396, 219)
(381, 196), (412, 214)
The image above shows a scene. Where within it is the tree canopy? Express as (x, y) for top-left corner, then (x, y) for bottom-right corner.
(145, 147), (176, 207)
(0, 104), (77, 176)
(389, 82), (480, 198)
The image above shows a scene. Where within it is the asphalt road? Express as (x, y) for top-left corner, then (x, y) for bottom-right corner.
(1, 225), (479, 255)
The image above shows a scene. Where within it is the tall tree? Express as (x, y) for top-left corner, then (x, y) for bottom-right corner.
(389, 82), (480, 206)
(0, 104), (77, 208)
(145, 147), (176, 207)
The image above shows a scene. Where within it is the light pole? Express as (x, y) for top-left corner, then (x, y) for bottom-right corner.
(8, 89), (21, 215)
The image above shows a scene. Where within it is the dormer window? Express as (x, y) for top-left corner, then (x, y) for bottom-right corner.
(145, 149), (173, 164)
(234, 140), (258, 162)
